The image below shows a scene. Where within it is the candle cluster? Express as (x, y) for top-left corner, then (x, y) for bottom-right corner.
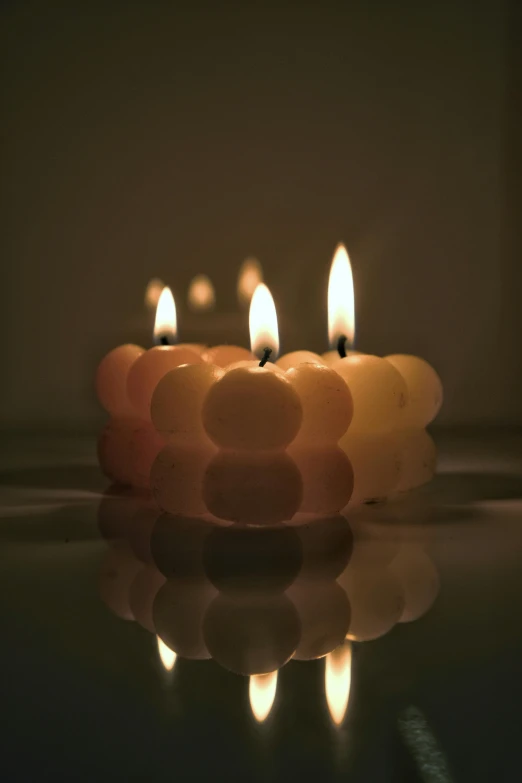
(96, 244), (442, 506)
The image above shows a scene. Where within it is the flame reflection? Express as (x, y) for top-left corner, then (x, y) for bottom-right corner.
(249, 670), (278, 722)
(325, 641), (352, 725)
(157, 636), (177, 672)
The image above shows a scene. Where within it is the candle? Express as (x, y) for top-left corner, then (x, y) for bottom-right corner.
(96, 344), (145, 417)
(151, 363), (224, 443)
(326, 244), (409, 432)
(203, 450), (303, 524)
(340, 431), (402, 505)
(202, 284), (303, 450)
(127, 287), (204, 419)
(97, 418), (164, 488)
(276, 350), (325, 370)
(202, 345), (255, 367)
(150, 441), (217, 517)
(385, 354), (443, 427)
(288, 445), (354, 513)
(285, 362), (353, 444)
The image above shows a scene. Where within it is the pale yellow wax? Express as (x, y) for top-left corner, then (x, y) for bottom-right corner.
(276, 350), (325, 371)
(180, 343), (208, 356)
(321, 349), (360, 366)
(202, 366), (302, 450)
(202, 345), (254, 367)
(203, 593), (300, 674)
(150, 442), (216, 517)
(151, 363), (224, 443)
(339, 431), (402, 506)
(338, 566), (405, 642)
(128, 566), (166, 633)
(224, 359), (284, 373)
(389, 545), (440, 623)
(396, 428), (437, 492)
(332, 354), (408, 433)
(385, 354), (443, 426)
(153, 580), (217, 660)
(285, 363), (353, 444)
(203, 451), (303, 524)
(97, 418), (164, 488)
(126, 345), (204, 420)
(287, 582), (350, 661)
(288, 445), (354, 513)
(96, 344), (144, 417)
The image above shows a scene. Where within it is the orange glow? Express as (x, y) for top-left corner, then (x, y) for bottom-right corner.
(238, 258), (263, 306)
(145, 277), (165, 310)
(325, 641), (352, 726)
(188, 274), (216, 311)
(249, 283), (279, 359)
(153, 287), (177, 344)
(156, 636), (177, 672)
(328, 244), (355, 349)
(249, 671), (278, 722)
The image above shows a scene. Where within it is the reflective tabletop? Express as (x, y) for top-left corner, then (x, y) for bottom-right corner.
(1, 429), (521, 782)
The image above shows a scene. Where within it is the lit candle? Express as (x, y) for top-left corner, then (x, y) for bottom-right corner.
(202, 284), (303, 450)
(126, 287), (204, 420)
(327, 245), (409, 433)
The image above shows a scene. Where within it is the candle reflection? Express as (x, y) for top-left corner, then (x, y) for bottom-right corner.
(188, 274), (216, 311)
(249, 671), (278, 723)
(144, 277), (165, 310)
(237, 257), (263, 307)
(325, 641), (352, 726)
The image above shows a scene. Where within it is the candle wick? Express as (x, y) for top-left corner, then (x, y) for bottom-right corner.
(259, 347), (272, 367)
(159, 335), (170, 346)
(337, 335), (347, 358)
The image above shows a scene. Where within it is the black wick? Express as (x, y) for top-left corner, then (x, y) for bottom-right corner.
(159, 335), (171, 346)
(337, 335), (347, 358)
(259, 347), (272, 367)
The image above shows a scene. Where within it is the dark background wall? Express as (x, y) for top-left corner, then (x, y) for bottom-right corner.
(1, 1), (520, 429)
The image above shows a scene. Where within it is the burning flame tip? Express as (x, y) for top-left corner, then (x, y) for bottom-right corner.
(249, 283), (279, 359)
(154, 286), (177, 343)
(328, 244), (355, 349)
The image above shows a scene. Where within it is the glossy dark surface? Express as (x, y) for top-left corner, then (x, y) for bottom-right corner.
(1, 430), (521, 782)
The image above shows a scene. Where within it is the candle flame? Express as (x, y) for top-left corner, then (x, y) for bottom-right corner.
(154, 287), (177, 344)
(328, 244), (355, 349)
(145, 277), (165, 310)
(188, 274), (216, 311)
(249, 671), (278, 722)
(249, 283), (280, 359)
(238, 258), (263, 306)
(157, 636), (177, 671)
(325, 641), (352, 726)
